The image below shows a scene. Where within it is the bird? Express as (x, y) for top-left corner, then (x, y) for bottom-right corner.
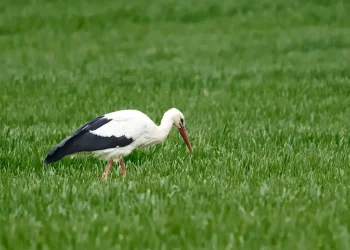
(43, 108), (193, 180)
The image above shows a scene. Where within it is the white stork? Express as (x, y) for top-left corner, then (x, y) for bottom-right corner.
(44, 108), (192, 180)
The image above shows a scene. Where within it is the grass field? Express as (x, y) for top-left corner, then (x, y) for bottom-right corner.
(1, 0), (350, 249)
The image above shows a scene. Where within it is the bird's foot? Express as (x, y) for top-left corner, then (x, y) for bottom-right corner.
(119, 159), (126, 177)
(121, 170), (126, 177)
(101, 172), (108, 181)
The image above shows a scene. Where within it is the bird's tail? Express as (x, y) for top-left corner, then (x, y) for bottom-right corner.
(43, 147), (66, 165)
(43, 138), (74, 165)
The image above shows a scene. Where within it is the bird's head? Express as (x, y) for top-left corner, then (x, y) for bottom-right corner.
(165, 108), (193, 153)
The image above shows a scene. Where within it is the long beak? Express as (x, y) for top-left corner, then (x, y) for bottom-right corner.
(178, 126), (193, 152)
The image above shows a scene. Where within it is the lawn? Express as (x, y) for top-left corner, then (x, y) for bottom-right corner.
(1, 0), (350, 249)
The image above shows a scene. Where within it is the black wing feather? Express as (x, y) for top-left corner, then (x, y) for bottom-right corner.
(44, 116), (133, 165)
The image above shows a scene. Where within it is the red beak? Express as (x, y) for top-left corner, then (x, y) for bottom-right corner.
(178, 126), (193, 152)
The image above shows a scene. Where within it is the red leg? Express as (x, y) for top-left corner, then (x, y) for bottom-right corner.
(119, 159), (126, 176)
(102, 160), (113, 181)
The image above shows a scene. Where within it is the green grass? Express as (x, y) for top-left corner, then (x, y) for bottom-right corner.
(1, 0), (350, 249)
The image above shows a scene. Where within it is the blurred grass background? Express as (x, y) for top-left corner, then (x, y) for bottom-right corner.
(1, 0), (350, 249)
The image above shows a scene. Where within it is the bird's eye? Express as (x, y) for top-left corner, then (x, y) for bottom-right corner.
(180, 118), (184, 124)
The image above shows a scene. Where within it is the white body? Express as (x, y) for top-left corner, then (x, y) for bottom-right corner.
(89, 109), (175, 161)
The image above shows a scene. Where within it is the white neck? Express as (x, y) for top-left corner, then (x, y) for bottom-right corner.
(156, 113), (174, 142)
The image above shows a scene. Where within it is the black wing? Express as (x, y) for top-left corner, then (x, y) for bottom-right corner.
(44, 116), (133, 165)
